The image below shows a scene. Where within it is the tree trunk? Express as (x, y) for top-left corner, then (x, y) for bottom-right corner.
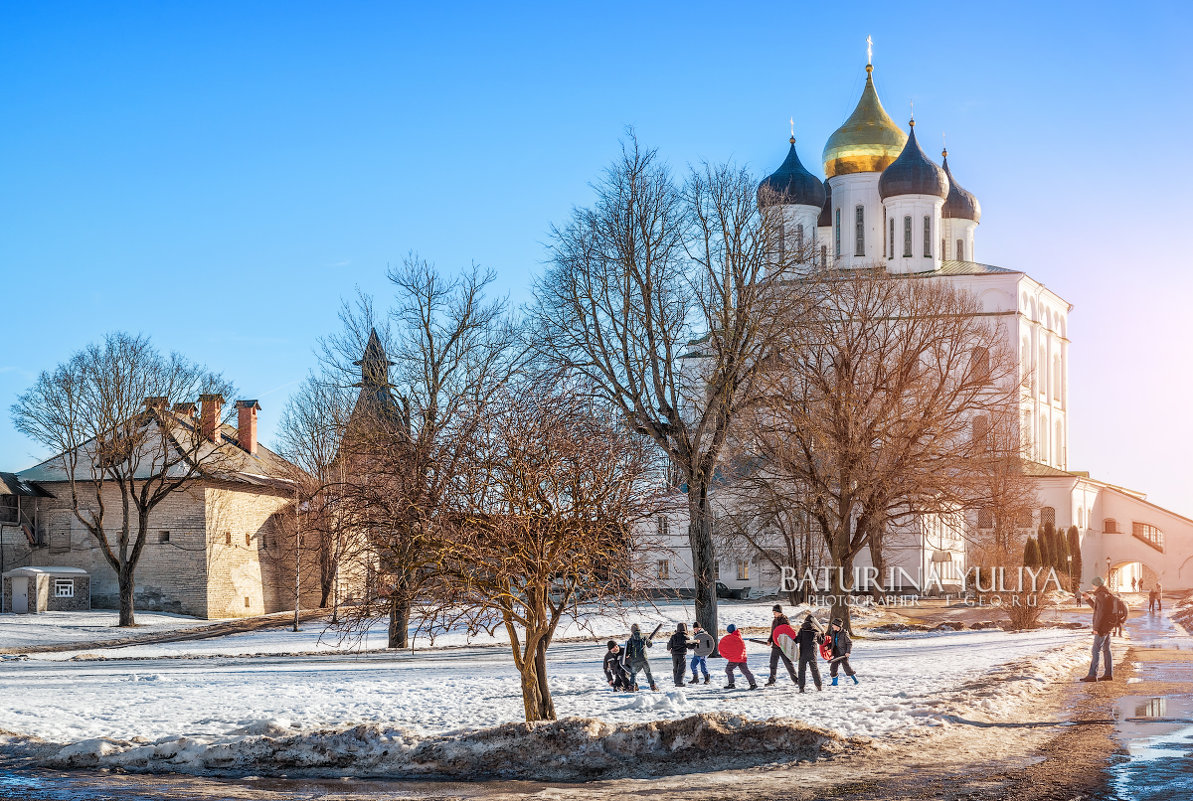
(867, 534), (886, 600)
(829, 553), (855, 634)
(388, 594), (410, 648)
(518, 636), (556, 722)
(687, 479), (719, 647)
(118, 565), (136, 627)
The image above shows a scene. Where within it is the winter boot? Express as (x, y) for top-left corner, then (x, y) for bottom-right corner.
(689, 675), (699, 685)
(764, 677), (776, 686)
(650, 684), (659, 692)
(703, 675), (710, 685)
(851, 675), (859, 685)
(1079, 675), (1098, 683)
(831, 676), (838, 686)
(749, 683), (759, 690)
(1098, 673), (1113, 681)
(724, 683), (736, 690)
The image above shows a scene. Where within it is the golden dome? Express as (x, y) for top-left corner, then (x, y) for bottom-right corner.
(822, 65), (908, 178)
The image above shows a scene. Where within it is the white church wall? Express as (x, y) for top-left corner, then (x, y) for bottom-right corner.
(828, 172), (884, 268)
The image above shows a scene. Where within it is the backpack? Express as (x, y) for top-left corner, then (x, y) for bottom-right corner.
(625, 635), (646, 662)
(1112, 594), (1129, 627)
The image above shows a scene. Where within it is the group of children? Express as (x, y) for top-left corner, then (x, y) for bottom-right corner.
(602, 605), (860, 693)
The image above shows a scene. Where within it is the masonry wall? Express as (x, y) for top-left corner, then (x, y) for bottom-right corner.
(204, 485), (292, 617)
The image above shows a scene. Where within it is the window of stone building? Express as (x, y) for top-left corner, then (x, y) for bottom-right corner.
(657, 515), (669, 539)
(158, 531), (170, 544)
(854, 205), (865, 256)
(1104, 518), (1118, 533)
(224, 532), (232, 546)
(922, 216), (931, 257)
(957, 238), (964, 260)
(54, 579), (74, 598)
(657, 560), (670, 580)
(1016, 508), (1034, 528)
(834, 208), (842, 257)
(245, 533), (251, 547)
(889, 218), (895, 259)
(795, 223), (804, 254)
(736, 561), (750, 581)
(244, 596), (251, 608)
(970, 347), (991, 384)
(820, 244), (828, 268)
(1040, 507), (1056, 527)
(902, 216), (912, 257)
(977, 508), (994, 529)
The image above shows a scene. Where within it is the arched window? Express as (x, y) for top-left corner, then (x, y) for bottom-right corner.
(1053, 355), (1062, 401)
(796, 223), (805, 255)
(923, 216), (931, 257)
(971, 415), (991, 452)
(1039, 345), (1047, 396)
(1055, 420), (1064, 466)
(970, 347), (991, 384)
(1021, 340), (1031, 382)
(977, 509), (994, 529)
(941, 237), (946, 259)
(821, 244), (828, 268)
(1040, 507), (1056, 527)
(1078, 508), (1084, 529)
(1103, 518), (1118, 534)
(834, 208), (841, 257)
(1040, 413), (1049, 460)
(889, 218), (895, 259)
(777, 223), (786, 261)
(883, 208), (887, 257)
(903, 216), (912, 257)
(956, 238), (965, 260)
(854, 205), (865, 257)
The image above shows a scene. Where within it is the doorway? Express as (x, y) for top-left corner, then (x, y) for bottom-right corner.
(11, 576), (29, 613)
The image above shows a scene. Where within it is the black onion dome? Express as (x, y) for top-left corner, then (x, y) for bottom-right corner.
(878, 121), (949, 200)
(941, 150), (981, 222)
(817, 179), (833, 227)
(758, 139), (826, 209)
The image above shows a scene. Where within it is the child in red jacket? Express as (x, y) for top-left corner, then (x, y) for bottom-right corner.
(718, 624), (758, 690)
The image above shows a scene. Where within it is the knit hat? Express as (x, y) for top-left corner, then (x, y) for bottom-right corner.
(1091, 576), (1105, 587)
(676, 623), (686, 633)
(726, 624), (737, 633)
(631, 623), (641, 634)
(772, 604), (783, 613)
(607, 640), (617, 650)
(832, 617), (843, 627)
(692, 622), (702, 630)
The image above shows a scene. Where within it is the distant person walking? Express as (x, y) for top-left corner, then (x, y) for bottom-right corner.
(1079, 577), (1118, 682)
(624, 624), (658, 692)
(795, 615), (824, 692)
(688, 623), (714, 685)
(1155, 583), (1164, 612)
(828, 618), (859, 686)
(719, 624), (758, 690)
(1149, 586), (1160, 613)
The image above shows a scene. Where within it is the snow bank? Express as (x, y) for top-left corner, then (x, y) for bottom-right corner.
(41, 713), (848, 781)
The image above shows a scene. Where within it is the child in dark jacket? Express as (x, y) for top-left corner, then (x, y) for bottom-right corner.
(829, 618), (858, 685)
(603, 640), (631, 690)
(666, 623), (693, 687)
(795, 615), (824, 692)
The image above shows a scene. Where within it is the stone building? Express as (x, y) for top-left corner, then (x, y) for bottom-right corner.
(1, 397), (310, 618)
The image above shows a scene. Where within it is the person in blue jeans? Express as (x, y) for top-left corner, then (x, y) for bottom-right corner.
(1079, 577), (1116, 682)
(688, 622), (714, 684)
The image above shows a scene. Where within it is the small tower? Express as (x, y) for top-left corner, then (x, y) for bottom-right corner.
(879, 119), (949, 273)
(940, 149), (981, 262)
(757, 131), (826, 269)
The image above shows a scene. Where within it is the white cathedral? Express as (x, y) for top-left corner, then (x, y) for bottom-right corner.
(640, 54), (1193, 598)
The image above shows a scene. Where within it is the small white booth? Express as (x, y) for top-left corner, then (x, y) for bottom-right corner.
(2, 567), (91, 614)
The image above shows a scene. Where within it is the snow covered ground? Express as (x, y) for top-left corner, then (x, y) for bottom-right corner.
(0, 610), (1091, 779)
(0, 610), (212, 650)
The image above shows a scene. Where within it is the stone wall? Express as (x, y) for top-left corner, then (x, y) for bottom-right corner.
(204, 485), (292, 617)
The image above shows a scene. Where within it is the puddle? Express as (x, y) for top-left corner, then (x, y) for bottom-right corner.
(1100, 608), (1193, 801)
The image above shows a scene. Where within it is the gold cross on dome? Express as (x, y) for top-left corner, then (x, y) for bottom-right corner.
(790, 116), (795, 137)
(867, 35), (873, 65)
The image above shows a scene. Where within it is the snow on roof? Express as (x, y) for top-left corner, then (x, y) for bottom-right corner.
(3, 566), (89, 577)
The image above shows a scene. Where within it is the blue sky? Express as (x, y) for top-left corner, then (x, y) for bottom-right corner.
(3, 1), (1191, 515)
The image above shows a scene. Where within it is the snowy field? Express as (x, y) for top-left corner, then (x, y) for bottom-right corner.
(0, 608), (1091, 778)
(0, 610), (213, 650)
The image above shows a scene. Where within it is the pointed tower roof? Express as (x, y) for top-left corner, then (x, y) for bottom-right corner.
(353, 328), (396, 389)
(879, 120), (949, 200)
(758, 135), (826, 209)
(941, 149), (981, 222)
(822, 63), (908, 178)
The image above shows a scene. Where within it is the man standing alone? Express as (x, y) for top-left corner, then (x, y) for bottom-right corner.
(1079, 576), (1116, 682)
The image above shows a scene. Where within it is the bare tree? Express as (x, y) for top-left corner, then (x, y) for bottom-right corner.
(275, 371), (362, 612)
(431, 378), (659, 722)
(965, 406), (1040, 579)
(744, 271), (1020, 629)
(532, 134), (803, 639)
(11, 332), (233, 626)
(322, 257), (520, 648)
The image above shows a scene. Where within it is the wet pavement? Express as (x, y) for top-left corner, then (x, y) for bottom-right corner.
(1098, 605), (1193, 801)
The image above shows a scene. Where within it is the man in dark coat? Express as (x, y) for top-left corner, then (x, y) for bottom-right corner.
(603, 640), (631, 690)
(666, 623), (693, 687)
(828, 617), (858, 685)
(1080, 577), (1117, 682)
(794, 615), (823, 692)
(765, 605), (799, 686)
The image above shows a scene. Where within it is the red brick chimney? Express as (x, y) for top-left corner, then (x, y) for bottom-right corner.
(173, 402), (197, 420)
(199, 394), (225, 442)
(235, 400), (260, 455)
